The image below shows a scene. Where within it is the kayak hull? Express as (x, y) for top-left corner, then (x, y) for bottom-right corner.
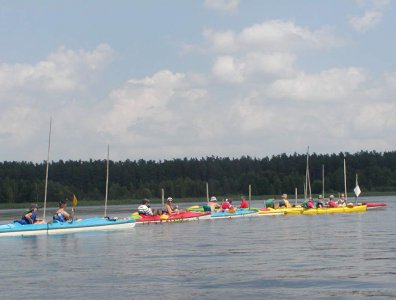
(131, 211), (211, 224)
(210, 209), (258, 219)
(0, 217), (136, 237)
(284, 205), (367, 215)
(364, 203), (387, 209)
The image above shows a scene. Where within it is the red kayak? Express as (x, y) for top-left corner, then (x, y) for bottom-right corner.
(363, 203), (387, 209)
(132, 211), (211, 223)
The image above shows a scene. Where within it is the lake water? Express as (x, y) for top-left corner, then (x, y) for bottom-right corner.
(1, 196), (395, 299)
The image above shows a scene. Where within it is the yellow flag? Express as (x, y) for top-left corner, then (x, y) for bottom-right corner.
(72, 194), (78, 206)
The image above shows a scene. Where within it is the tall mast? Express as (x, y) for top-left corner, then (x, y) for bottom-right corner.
(43, 117), (52, 219)
(344, 158), (348, 202)
(206, 182), (209, 204)
(322, 164), (325, 198)
(104, 144), (109, 217)
(305, 146), (311, 199)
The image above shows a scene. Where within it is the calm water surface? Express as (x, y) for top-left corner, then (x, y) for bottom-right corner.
(0, 196), (395, 299)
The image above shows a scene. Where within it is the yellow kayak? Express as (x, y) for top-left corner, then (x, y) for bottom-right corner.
(258, 207), (303, 215)
(285, 205), (367, 215)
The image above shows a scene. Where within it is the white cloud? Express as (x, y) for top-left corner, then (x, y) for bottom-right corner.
(0, 43), (114, 93)
(349, 10), (383, 32)
(349, 0), (390, 32)
(203, 0), (239, 14)
(203, 20), (343, 53)
(212, 52), (296, 82)
(212, 56), (244, 83)
(100, 70), (209, 144)
(267, 68), (368, 102)
(0, 44), (115, 161)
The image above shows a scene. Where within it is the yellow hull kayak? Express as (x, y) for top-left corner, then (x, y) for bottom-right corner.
(259, 207), (303, 215)
(285, 205), (367, 215)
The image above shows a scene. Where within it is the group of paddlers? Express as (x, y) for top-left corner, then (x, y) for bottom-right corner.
(264, 193), (348, 209)
(137, 195), (250, 216)
(17, 200), (75, 225)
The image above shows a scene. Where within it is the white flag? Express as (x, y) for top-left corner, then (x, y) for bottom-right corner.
(354, 185), (361, 197)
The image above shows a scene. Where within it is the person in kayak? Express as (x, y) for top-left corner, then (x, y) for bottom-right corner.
(239, 196), (249, 208)
(316, 195), (325, 208)
(162, 197), (179, 214)
(301, 197), (315, 209)
(327, 195), (338, 208)
(337, 194), (346, 206)
(208, 196), (221, 211)
(19, 204), (44, 225)
(221, 199), (234, 212)
(53, 200), (74, 222)
(137, 198), (155, 216)
(278, 194), (291, 208)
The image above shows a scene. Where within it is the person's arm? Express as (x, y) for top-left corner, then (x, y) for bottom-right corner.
(61, 209), (71, 220)
(24, 212), (34, 224)
(165, 204), (173, 214)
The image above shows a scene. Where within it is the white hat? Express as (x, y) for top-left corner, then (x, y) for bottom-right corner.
(329, 195), (334, 199)
(167, 197), (173, 201)
(210, 196), (217, 202)
(282, 194), (287, 198)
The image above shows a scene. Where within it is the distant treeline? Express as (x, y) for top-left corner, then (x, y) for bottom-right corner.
(1, 150), (396, 204)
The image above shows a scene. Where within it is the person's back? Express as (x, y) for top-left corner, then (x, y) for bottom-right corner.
(265, 199), (275, 208)
(221, 200), (231, 210)
(302, 199), (314, 209)
(137, 199), (154, 216)
(239, 197), (249, 208)
(19, 204), (39, 225)
(328, 200), (337, 208)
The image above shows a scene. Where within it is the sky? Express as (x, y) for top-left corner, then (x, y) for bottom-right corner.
(1, 0), (396, 162)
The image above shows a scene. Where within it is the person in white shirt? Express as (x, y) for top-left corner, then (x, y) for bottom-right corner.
(137, 198), (154, 216)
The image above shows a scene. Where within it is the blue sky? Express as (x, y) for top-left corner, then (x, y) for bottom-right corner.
(1, 0), (395, 162)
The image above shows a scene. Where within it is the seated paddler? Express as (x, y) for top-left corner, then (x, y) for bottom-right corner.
(18, 204), (44, 225)
(162, 197), (179, 214)
(137, 198), (155, 216)
(53, 199), (74, 222)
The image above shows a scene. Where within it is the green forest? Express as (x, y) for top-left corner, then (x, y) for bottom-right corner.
(1, 150), (395, 205)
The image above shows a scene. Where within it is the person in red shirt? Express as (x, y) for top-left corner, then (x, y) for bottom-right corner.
(307, 197), (314, 208)
(221, 198), (231, 211)
(327, 195), (338, 208)
(239, 196), (249, 208)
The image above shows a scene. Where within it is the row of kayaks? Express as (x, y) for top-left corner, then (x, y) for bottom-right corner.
(0, 202), (386, 237)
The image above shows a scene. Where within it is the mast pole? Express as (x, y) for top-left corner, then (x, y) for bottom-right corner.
(43, 117), (52, 220)
(104, 144), (109, 217)
(206, 182), (209, 204)
(248, 184), (251, 210)
(322, 164), (325, 198)
(344, 158), (348, 202)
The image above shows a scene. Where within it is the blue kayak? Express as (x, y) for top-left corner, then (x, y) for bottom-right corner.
(210, 209), (258, 219)
(0, 217), (135, 237)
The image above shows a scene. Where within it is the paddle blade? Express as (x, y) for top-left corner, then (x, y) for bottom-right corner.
(72, 194), (78, 206)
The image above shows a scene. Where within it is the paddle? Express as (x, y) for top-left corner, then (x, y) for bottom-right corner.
(71, 194), (78, 222)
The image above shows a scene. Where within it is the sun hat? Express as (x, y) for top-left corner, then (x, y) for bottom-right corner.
(210, 196), (217, 202)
